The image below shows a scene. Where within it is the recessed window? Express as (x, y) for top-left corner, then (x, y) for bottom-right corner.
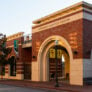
(10, 56), (16, 76)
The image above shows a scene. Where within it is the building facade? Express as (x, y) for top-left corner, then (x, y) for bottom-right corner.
(0, 1), (92, 86)
(32, 1), (92, 85)
(0, 32), (32, 80)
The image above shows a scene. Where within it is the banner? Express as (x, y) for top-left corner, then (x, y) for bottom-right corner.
(14, 40), (18, 55)
(49, 48), (55, 58)
(57, 49), (62, 59)
(49, 48), (62, 59)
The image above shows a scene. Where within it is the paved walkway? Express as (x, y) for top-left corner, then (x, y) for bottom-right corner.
(0, 80), (92, 92)
(0, 84), (62, 92)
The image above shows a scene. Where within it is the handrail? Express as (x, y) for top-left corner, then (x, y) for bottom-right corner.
(22, 34), (32, 44)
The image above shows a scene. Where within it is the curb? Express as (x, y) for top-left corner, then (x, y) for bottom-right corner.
(0, 82), (79, 92)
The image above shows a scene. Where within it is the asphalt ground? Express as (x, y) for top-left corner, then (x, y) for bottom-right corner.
(0, 84), (69, 92)
(0, 80), (92, 92)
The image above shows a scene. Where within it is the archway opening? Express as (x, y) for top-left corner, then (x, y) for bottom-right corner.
(36, 35), (73, 84)
(48, 45), (70, 82)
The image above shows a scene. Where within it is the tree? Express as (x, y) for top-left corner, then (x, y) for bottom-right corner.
(0, 33), (12, 77)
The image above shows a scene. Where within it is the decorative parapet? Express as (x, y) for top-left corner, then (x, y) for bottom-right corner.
(7, 32), (24, 41)
(32, 1), (92, 28)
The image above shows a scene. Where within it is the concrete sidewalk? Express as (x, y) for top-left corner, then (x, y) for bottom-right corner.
(0, 80), (92, 92)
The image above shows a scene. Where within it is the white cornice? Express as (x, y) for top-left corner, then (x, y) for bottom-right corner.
(7, 32), (24, 41)
(33, 1), (92, 25)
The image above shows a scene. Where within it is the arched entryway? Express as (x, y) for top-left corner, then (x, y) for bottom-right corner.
(48, 45), (70, 82)
(37, 35), (73, 84)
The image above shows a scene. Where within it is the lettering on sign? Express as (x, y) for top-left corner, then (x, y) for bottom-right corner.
(37, 18), (70, 31)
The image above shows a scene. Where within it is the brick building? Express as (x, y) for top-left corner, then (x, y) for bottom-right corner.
(32, 1), (92, 85)
(0, 1), (92, 86)
(0, 32), (32, 80)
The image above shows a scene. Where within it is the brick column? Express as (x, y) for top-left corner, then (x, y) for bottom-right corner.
(4, 65), (9, 79)
(16, 62), (24, 80)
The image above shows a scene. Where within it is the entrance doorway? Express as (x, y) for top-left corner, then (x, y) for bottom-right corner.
(49, 45), (70, 82)
(36, 36), (74, 84)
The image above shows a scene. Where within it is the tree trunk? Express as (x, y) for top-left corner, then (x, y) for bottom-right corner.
(0, 65), (3, 80)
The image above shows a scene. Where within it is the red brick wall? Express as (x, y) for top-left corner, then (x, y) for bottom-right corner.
(7, 37), (22, 61)
(21, 48), (32, 63)
(6, 36), (32, 74)
(6, 37), (32, 63)
(83, 19), (92, 58)
(32, 19), (83, 61)
(6, 37), (23, 47)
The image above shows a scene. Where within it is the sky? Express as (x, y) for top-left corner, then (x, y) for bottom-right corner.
(0, 0), (92, 36)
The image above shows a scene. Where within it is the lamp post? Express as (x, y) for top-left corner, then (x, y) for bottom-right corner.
(55, 40), (59, 87)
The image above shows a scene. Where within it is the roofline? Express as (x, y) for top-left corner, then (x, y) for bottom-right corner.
(7, 32), (24, 38)
(33, 1), (92, 24)
(7, 32), (24, 41)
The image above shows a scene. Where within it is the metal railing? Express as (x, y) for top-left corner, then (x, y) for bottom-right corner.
(22, 34), (32, 44)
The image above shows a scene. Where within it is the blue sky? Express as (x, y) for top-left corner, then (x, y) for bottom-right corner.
(0, 0), (92, 36)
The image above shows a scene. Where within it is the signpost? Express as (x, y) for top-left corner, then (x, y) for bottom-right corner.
(55, 40), (59, 87)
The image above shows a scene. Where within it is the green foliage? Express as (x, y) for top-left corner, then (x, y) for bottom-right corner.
(0, 33), (12, 65)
